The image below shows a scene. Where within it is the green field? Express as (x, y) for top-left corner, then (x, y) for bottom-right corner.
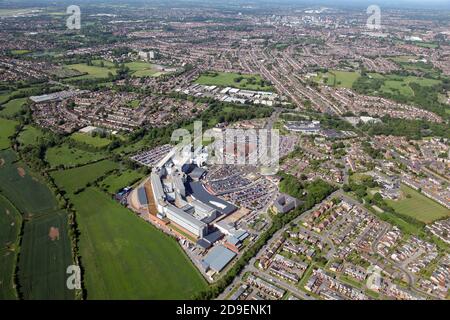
(0, 149), (74, 299)
(70, 188), (207, 299)
(196, 71), (273, 91)
(100, 170), (145, 194)
(0, 118), (18, 149)
(386, 184), (450, 224)
(125, 61), (161, 77)
(0, 195), (21, 299)
(71, 132), (112, 148)
(17, 126), (45, 148)
(51, 160), (119, 193)
(46, 144), (106, 168)
(316, 70), (360, 88)
(64, 63), (117, 80)
(19, 211), (74, 299)
(0, 98), (27, 117)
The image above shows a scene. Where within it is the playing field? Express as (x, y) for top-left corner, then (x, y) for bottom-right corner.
(46, 144), (106, 168)
(0, 118), (18, 149)
(196, 71), (273, 91)
(100, 170), (145, 194)
(64, 63), (117, 80)
(125, 61), (161, 77)
(0, 149), (74, 299)
(70, 188), (207, 299)
(71, 132), (112, 148)
(51, 160), (119, 194)
(316, 70), (360, 88)
(0, 195), (21, 300)
(0, 98), (27, 117)
(386, 184), (450, 224)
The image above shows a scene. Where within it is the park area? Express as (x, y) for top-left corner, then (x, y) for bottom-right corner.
(70, 132), (112, 148)
(69, 187), (207, 299)
(315, 70), (361, 88)
(386, 184), (450, 224)
(196, 71), (273, 91)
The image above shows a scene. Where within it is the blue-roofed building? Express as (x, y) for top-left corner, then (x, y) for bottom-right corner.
(201, 245), (236, 273)
(137, 187), (148, 209)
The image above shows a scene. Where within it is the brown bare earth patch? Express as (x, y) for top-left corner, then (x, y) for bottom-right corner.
(49, 227), (60, 241)
(17, 167), (26, 178)
(0, 158), (4, 167)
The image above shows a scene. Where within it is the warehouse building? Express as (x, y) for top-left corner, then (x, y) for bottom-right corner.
(165, 204), (208, 238)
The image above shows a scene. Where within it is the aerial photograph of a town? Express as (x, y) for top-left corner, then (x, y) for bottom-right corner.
(0, 0), (449, 307)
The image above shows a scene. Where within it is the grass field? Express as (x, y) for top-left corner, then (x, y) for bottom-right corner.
(366, 73), (442, 98)
(46, 144), (106, 168)
(316, 70), (360, 88)
(0, 118), (18, 149)
(64, 63), (117, 80)
(51, 160), (119, 194)
(0, 98), (27, 117)
(0, 149), (74, 299)
(17, 126), (45, 148)
(386, 184), (450, 224)
(70, 187), (207, 299)
(125, 61), (161, 77)
(196, 71), (273, 91)
(100, 170), (145, 194)
(0, 195), (21, 299)
(71, 132), (112, 148)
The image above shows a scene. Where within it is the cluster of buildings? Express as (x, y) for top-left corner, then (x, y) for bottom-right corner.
(176, 83), (287, 107)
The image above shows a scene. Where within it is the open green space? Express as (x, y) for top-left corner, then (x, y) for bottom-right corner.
(196, 71), (273, 91)
(386, 184), (449, 224)
(315, 70), (360, 88)
(69, 187), (207, 299)
(64, 63), (117, 80)
(0, 118), (18, 149)
(70, 132), (112, 148)
(51, 160), (119, 194)
(125, 61), (161, 77)
(0, 149), (74, 299)
(17, 126), (45, 148)
(100, 170), (144, 194)
(0, 98), (27, 117)
(0, 195), (21, 300)
(46, 144), (106, 169)
(18, 211), (74, 300)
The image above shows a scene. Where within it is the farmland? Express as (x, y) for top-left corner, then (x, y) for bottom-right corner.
(0, 149), (74, 299)
(70, 187), (207, 299)
(51, 159), (119, 193)
(386, 184), (450, 224)
(0, 118), (18, 149)
(71, 132), (112, 148)
(0, 98), (27, 117)
(0, 195), (21, 300)
(100, 170), (145, 194)
(46, 144), (106, 168)
(196, 71), (273, 91)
